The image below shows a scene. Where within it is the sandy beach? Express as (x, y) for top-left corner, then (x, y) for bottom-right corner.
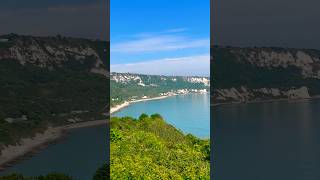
(0, 119), (107, 171)
(110, 95), (173, 114)
(110, 101), (130, 114)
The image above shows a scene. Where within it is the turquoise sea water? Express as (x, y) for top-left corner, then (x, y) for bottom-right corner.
(114, 93), (210, 138)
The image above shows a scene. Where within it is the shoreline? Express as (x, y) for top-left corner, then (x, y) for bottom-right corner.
(0, 119), (107, 172)
(110, 94), (175, 115)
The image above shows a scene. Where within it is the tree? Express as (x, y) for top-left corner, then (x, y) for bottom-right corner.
(150, 113), (163, 119)
(139, 113), (149, 120)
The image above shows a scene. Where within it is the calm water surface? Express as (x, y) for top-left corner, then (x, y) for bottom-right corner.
(0, 126), (107, 180)
(213, 99), (320, 180)
(114, 93), (210, 138)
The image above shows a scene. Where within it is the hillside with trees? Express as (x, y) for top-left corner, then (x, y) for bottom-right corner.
(111, 73), (210, 107)
(110, 114), (210, 179)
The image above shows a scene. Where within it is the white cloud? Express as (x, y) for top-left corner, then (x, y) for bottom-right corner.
(134, 28), (187, 38)
(163, 28), (187, 33)
(111, 33), (209, 53)
(111, 54), (210, 76)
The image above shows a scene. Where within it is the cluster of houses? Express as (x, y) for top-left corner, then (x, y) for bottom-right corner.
(159, 88), (208, 96)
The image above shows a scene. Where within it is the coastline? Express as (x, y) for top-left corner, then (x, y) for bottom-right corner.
(111, 92), (210, 115)
(0, 119), (107, 172)
(110, 95), (175, 115)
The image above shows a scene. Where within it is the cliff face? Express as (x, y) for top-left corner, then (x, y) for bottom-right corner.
(0, 34), (107, 76)
(212, 46), (320, 104)
(111, 72), (210, 87)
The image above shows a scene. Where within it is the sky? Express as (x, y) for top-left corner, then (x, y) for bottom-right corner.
(0, 0), (108, 40)
(111, 0), (210, 76)
(212, 0), (320, 49)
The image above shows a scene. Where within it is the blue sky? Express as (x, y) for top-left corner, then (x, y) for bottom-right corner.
(111, 0), (210, 76)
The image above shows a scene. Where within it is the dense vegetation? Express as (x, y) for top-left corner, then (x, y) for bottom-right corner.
(110, 114), (210, 179)
(212, 47), (320, 95)
(111, 73), (209, 106)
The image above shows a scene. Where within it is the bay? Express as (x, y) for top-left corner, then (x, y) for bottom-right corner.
(114, 93), (210, 138)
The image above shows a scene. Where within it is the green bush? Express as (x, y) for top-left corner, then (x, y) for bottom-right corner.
(110, 129), (123, 142)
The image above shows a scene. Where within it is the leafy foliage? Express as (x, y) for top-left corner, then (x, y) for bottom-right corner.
(110, 114), (210, 179)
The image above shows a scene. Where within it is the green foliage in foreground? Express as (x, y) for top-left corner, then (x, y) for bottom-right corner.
(110, 114), (210, 179)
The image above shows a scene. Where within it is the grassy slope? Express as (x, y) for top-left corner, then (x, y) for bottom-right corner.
(110, 114), (210, 179)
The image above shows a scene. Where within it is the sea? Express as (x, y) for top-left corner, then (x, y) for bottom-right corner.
(113, 93), (210, 138)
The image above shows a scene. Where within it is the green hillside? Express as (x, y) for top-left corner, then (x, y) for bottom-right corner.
(111, 73), (209, 107)
(110, 114), (210, 179)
